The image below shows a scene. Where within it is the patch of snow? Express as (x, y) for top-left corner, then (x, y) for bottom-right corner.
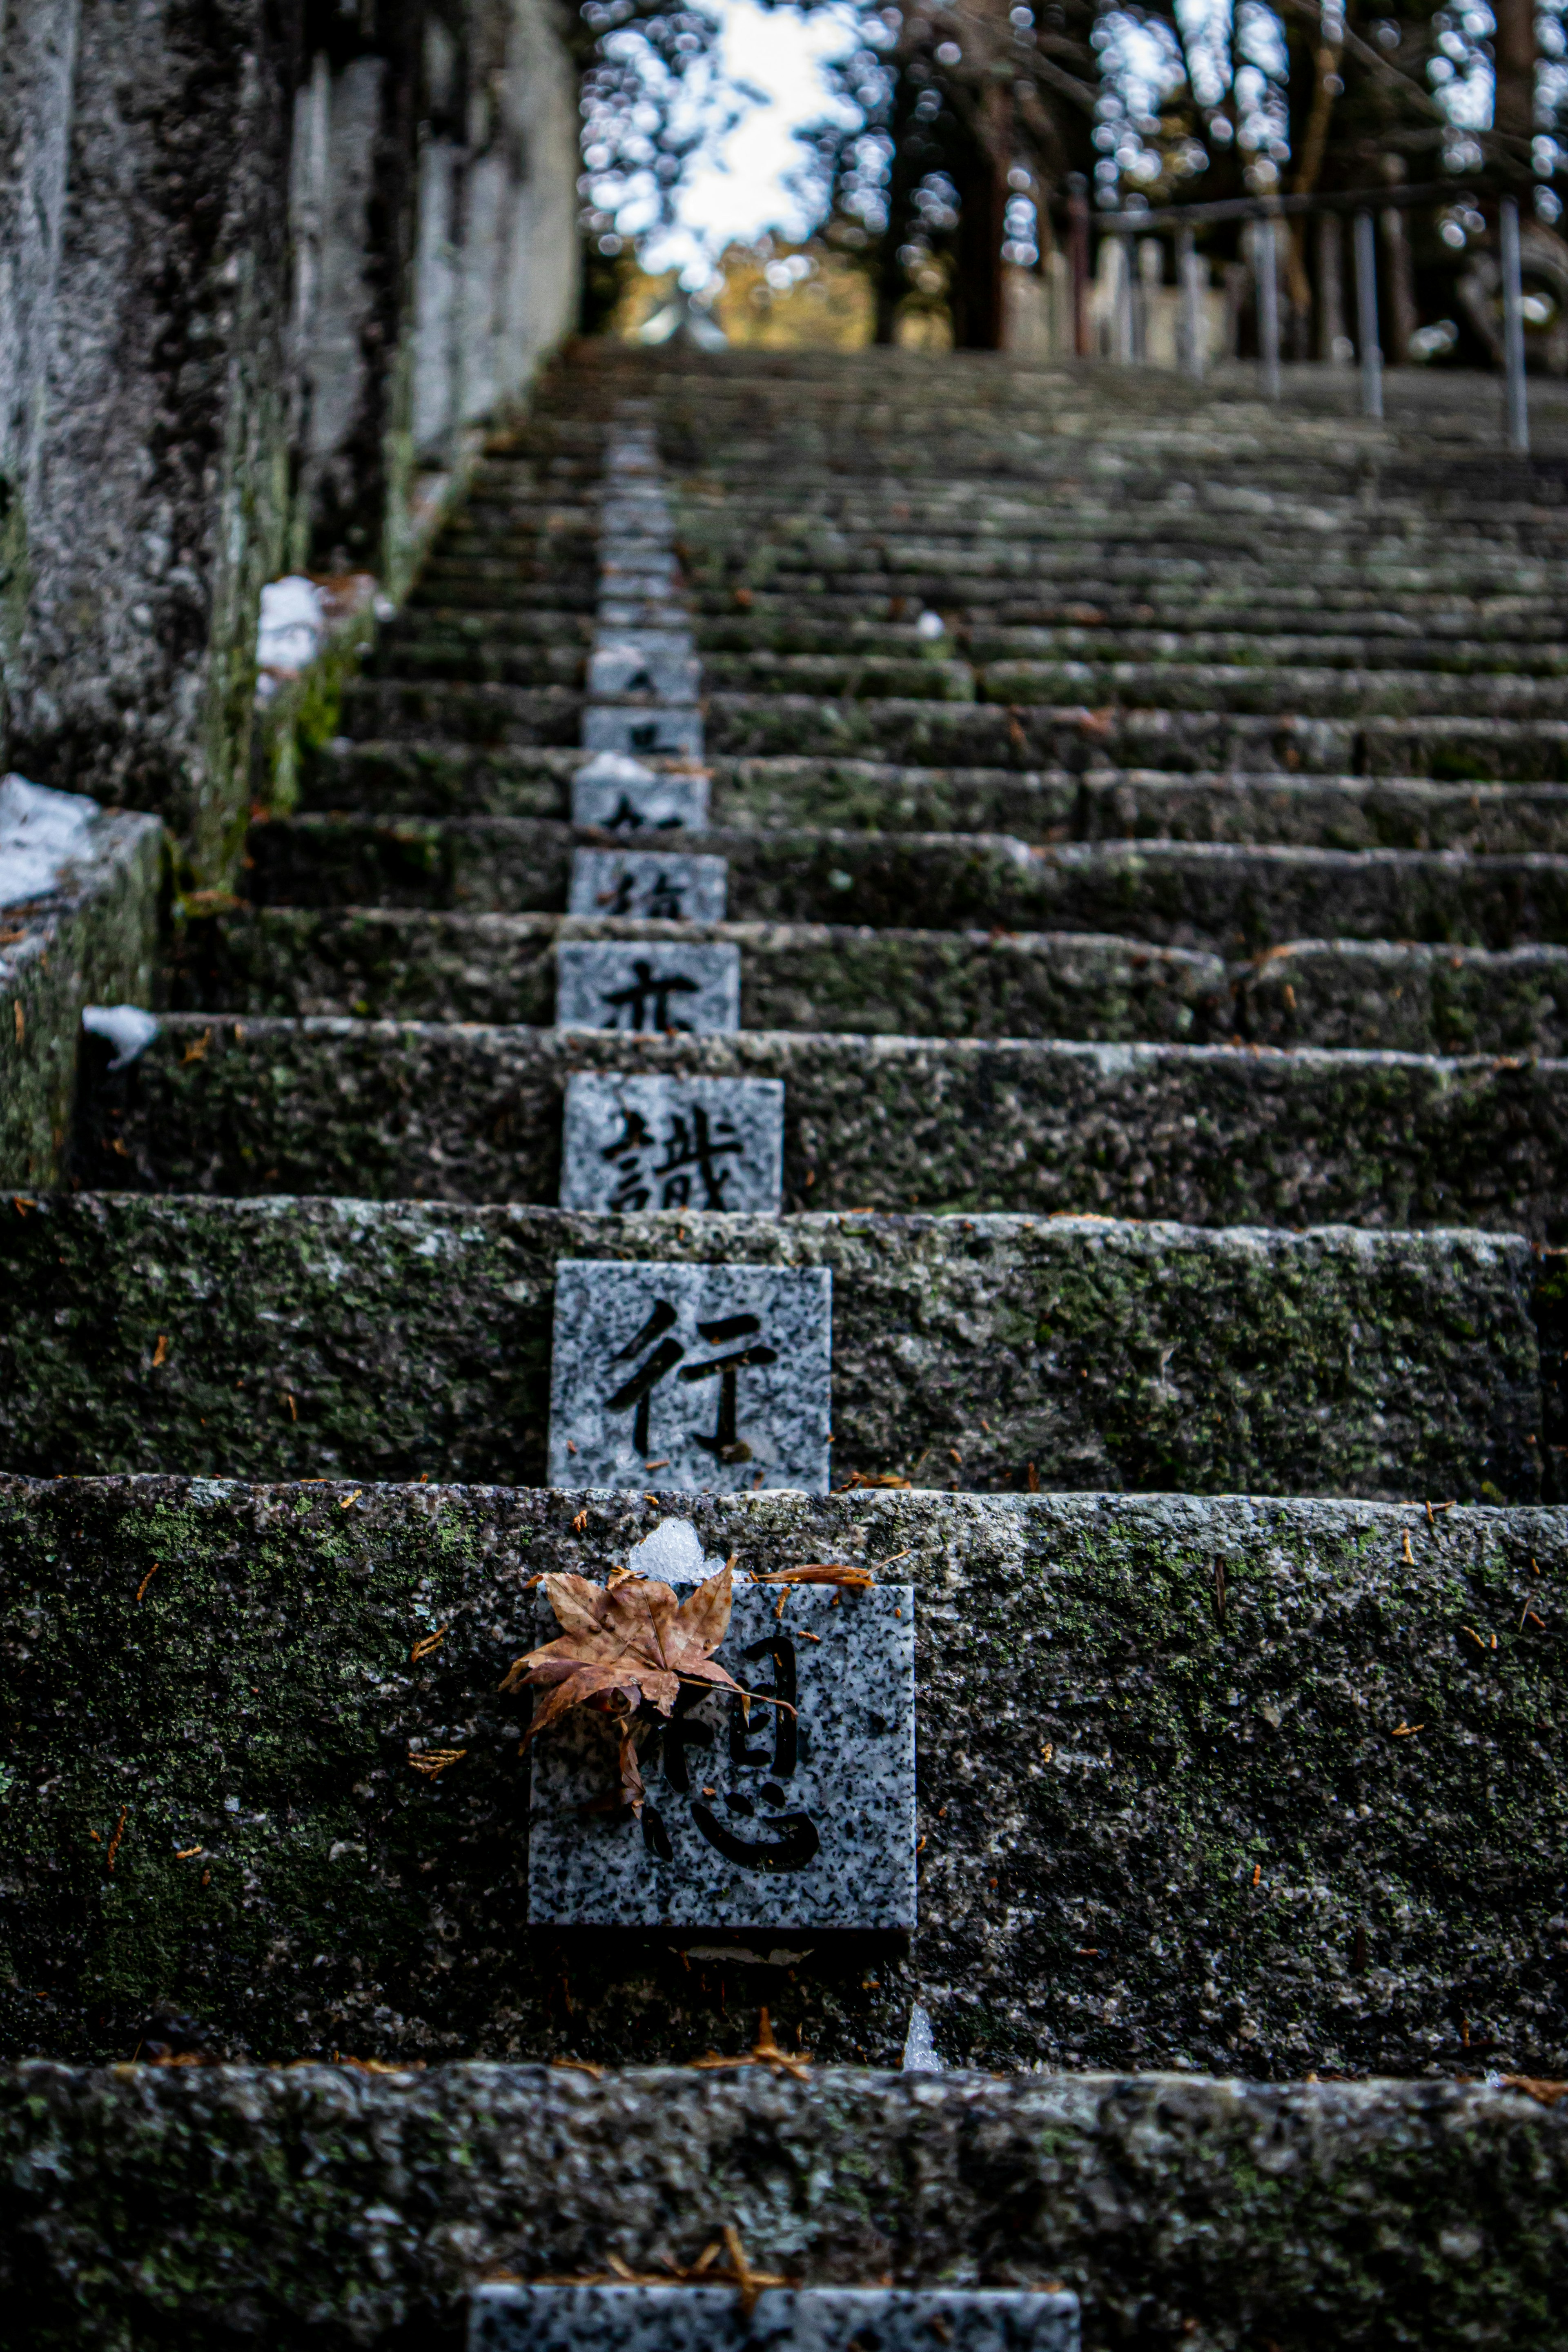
(0, 773), (99, 909)
(256, 575), (327, 676)
(902, 2000), (944, 2071)
(575, 748), (660, 790)
(624, 1515), (724, 1585)
(82, 1004), (162, 1070)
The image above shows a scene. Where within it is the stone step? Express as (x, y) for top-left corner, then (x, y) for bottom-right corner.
(966, 630), (1568, 677)
(3, 2064), (1561, 2346)
(1242, 939), (1568, 1054)
(688, 549), (1568, 596)
(83, 1012), (1568, 1240)
(2, 1476), (1563, 2080)
(171, 905), (1568, 1057)
(364, 640), (588, 689)
(419, 597), (1568, 655)
(0, 1197), (1541, 1499)
(977, 661), (1568, 722)
(697, 589), (1568, 630)
(172, 907), (1229, 1042)
(299, 742), (1568, 855)
(241, 815), (1568, 953)
(703, 693), (1568, 782)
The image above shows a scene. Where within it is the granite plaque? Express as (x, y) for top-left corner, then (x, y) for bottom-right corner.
(526, 1517), (911, 1928)
(598, 594), (690, 629)
(560, 1074), (784, 1213)
(569, 849), (728, 924)
(555, 942), (739, 1034)
(584, 705), (705, 759)
(588, 639), (702, 704)
(471, 2287), (1080, 2352)
(601, 547), (680, 588)
(546, 1260), (831, 1492)
(603, 499), (675, 543)
(571, 752), (710, 833)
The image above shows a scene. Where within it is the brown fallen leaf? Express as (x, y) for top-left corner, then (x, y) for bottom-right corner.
(688, 2005), (812, 2081)
(1501, 2075), (1568, 2106)
(502, 1567), (762, 1812)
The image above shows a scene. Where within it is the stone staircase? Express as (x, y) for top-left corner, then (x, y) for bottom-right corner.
(4, 347), (1568, 2346)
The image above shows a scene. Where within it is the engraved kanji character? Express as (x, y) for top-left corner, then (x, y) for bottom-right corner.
(677, 1312), (777, 1461)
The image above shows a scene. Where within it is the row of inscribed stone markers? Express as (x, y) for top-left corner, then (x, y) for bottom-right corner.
(549, 419), (809, 1494)
(537, 425), (915, 1935)
(558, 410), (780, 1220)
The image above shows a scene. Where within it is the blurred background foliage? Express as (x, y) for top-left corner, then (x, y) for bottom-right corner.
(572, 0), (1568, 356)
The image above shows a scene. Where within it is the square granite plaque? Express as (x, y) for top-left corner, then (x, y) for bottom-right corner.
(571, 753), (710, 833)
(602, 499), (674, 543)
(560, 1074), (784, 1214)
(546, 1259), (830, 1492)
(527, 1569), (911, 1929)
(470, 2288), (1079, 2352)
(598, 595), (690, 630)
(588, 639), (702, 704)
(569, 849), (728, 924)
(584, 705), (705, 760)
(555, 942), (739, 1034)
(601, 546), (679, 589)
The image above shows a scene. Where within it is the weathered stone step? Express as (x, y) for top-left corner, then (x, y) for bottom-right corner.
(0, 1198), (1540, 1499)
(301, 740), (1568, 854)
(404, 576), (596, 615)
(173, 907), (1226, 1042)
(674, 510), (1568, 559)
(4, 1476), (1564, 2089)
(705, 693), (1568, 783)
(1241, 939), (1568, 1055)
(691, 610), (1568, 669)
(175, 905), (1568, 1056)
(967, 629), (1568, 677)
(363, 639), (587, 689)
(84, 1013), (1568, 1241)
(5, 2065), (1563, 2349)
(241, 815), (1568, 952)
(697, 588), (1568, 632)
(979, 661), (1568, 723)
(335, 678), (584, 745)
(689, 547), (1568, 596)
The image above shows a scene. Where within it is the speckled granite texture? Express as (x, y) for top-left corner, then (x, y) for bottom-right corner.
(1, 2063), (1565, 2351)
(75, 1012), (1568, 1239)
(168, 908), (1229, 1042)
(468, 2283), (1079, 2352)
(0, 1481), (1562, 2078)
(238, 813), (1568, 952)
(0, 1200), (1544, 1497)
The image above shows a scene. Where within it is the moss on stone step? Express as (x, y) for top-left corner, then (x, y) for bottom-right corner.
(0, 1198), (1542, 1499)
(78, 1013), (1568, 1243)
(240, 814), (1568, 952)
(1, 1481), (1564, 2096)
(171, 906), (1226, 1041)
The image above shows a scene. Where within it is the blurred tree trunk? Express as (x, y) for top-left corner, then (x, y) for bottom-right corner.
(1493, 0), (1537, 147)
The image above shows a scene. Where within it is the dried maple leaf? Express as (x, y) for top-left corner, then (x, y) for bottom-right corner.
(501, 1568), (752, 1809)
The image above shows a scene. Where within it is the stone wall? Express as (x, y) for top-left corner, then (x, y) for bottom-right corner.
(0, 0), (580, 888)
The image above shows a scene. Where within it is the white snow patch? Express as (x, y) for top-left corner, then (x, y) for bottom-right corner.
(256, 576), (327, 676)
(902, 2001), (943, 2071)
(0, 773), (100, 909)
(82, 1004), (162, 1070)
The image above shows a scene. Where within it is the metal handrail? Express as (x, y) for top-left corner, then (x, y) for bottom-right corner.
(1070, 178), (1532, 448)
